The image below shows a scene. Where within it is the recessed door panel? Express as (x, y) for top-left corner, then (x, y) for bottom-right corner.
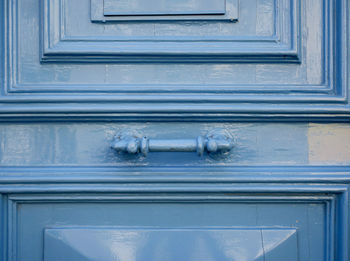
(91, 0), (237, 21)
(103, 0), (226, 16)
(0, 0), (348, 119)
(11, 194), (332, 261)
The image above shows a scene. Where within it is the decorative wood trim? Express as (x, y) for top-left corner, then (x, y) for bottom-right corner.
(0, 166), (349, 186)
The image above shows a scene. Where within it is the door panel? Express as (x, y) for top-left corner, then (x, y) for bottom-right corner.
(44, 228), (297, 261)
(0, 0), (348, 119)
(103, 0), (227, 16)
(92, 0), (238, 22)
(11, 194), (332, 261)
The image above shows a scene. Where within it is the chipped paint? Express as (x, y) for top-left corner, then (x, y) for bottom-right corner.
(308, 124), (350, 164)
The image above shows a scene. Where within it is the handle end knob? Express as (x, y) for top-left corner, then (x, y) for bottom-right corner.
(127, 140), (139, 154)
(207, 139), (218, 153)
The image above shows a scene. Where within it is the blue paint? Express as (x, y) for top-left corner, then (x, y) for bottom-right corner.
(0, 123), (308, 166)
(91, 0), (238, 22)
(0, 0), (349, 260)
(0, 0), (348, 120)
(44, 0), (297, 63)
(0, 195), (6, 261)
(103, 0), (226, 16)
(9, 190), (347, 261)
(0, 172), (349, 261)
(110, 129), (234, 156)
(44, 228), (297, 261)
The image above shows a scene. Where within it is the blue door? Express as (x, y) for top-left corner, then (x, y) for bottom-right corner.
(0, 0), (349, 260)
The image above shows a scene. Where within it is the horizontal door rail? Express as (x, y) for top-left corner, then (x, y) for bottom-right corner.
(111, 130), (234, 156)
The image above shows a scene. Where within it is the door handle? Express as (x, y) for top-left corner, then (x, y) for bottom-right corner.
(111, 130), (234, 156)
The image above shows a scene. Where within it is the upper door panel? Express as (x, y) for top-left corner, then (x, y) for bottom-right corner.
(102, 0), (227, 16)
(44, 0), (285, 63)
(92, 0), (238, 22)
(0, 0), (349, 120)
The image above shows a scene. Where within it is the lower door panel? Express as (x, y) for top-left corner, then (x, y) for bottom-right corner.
(8, 192), (337, 261)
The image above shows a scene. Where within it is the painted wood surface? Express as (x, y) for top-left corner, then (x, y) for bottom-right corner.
(3, 186), (348, 261)
(91, 0), (238, 22)
(0, 122), (348, 261)
(44, 228), (298, 261)
(103, 0), (227, 15)
(0, 0), (349, 260)
(0, 0), (348, 119)
(1, 123), (349, 166)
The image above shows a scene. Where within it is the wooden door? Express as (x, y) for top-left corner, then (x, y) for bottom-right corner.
(0, 0), (349, 260)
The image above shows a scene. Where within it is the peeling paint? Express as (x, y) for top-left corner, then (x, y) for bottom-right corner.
(308, 124), (350, 164)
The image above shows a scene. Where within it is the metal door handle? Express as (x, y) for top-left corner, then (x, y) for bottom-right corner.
(111, 130), (234, 156)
